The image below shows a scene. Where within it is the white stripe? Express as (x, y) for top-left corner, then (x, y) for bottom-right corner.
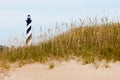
(27, 39), (32, 46)
(27, 23), (32, 28)
(27, 23), (32, 30)
(26, 30), (32, 39)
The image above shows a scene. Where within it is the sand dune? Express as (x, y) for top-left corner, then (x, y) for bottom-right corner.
(1, 60), (120, 80)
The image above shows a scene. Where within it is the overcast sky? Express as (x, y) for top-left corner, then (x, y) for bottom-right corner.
(0, 0), (120, 46)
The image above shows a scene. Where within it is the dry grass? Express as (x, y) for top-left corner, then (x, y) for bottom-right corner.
(0, 18), (120, 68)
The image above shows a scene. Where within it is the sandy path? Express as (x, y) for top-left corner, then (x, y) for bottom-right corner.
(4, 60), (120, 80)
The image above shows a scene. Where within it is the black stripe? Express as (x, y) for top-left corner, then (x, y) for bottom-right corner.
(26, 19), (32, 26)
(26, 26), (31, 34)
(26, 33), (32, 44)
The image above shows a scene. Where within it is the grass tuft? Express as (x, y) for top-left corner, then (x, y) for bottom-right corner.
(49, 62), (55, 69)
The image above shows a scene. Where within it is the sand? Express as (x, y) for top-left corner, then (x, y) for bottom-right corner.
(1, 60), (120, 80)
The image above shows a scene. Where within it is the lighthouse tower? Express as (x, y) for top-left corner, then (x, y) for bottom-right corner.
(26, 15), (32, 45)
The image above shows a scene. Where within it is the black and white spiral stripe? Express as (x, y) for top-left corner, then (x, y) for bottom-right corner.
(26, 17), (32, 45)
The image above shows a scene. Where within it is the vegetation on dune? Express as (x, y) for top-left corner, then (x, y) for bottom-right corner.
(0, 18), (120, 68)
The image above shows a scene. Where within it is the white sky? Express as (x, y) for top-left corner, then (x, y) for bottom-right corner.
(0, 0), (120, 46)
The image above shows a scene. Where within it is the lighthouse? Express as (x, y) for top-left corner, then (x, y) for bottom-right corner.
(26, 15), (32, 45)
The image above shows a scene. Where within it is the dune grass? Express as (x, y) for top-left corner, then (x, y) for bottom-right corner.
(0, 19), (120, 68)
